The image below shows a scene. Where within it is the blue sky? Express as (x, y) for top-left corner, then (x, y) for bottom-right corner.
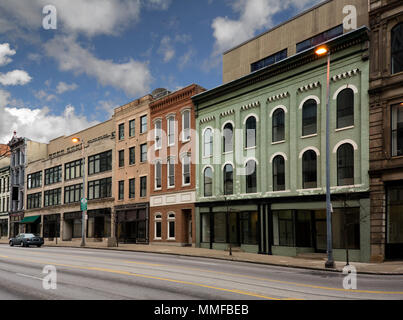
(0, 0), (322, 144)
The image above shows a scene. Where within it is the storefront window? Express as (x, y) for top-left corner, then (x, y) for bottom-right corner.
(296, 211), (312, 247)
(277, 211), (294, 246)
(240, 212), (258, 245)
(214, 212), (226, 243)
(332, 207), (360, 249)
(387, 186), (403, 244)
(201, 213), (210, 243)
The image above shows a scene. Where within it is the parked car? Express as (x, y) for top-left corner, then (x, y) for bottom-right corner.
(9, 233), (44, 247)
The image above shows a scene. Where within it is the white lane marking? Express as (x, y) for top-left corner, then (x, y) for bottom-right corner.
(16, 273), (43, 281)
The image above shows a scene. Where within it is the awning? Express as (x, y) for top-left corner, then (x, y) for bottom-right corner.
(19, 215), (40, 224)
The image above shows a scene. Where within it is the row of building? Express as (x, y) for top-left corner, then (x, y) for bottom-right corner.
(0, 0), (402, 262)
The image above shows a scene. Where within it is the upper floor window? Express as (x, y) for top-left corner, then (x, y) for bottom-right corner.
(64, 183), (82, 204)
(168, 116), (175, 146)
(245, 116), (256, 148)
(45, 166), (62, 185)
(44, 188), (61, 207)
(167, 158), (175, 188)
(119, 150), (125, 168)
(155, 160), (162, 190)
(140, 176), (147, 198)
(118, 123), (124, 140)
(88, 150), (112, 175)
(129, 119), (135, 137)
(27, 171), (42, 189)
(273, 155), (285, 191)
(140, 144), (147, 163)
(204, 167), (213, 197)
(296, 25), (343, 53)
(118, 181), (124, 200)
(182, 154), (191, 186)
(182, 110), (191, 142)
(27, 192), (41, 209)
(140, 115), (147, 134)
(203, 128), (213, 157)
(337, 88), (354, 129)
(129, 178), (135, 199)
(272, 109), (285, 142)
(251, 49), (287, 72)
(302, 150), (317, 189)
(88, 177), (112, 200)
(223, 164), (233, 195)
(223, 123), (233, 153)
(245, 160), (257, 194)
(65, 159), (83, 181)
(392, 23), (403, 74)
(302, 99), (317, 136)
(155, 120), (162, 150)
(129, 147), (135, 165)
(337, 144), (354, 186)
(392, 103), (403, 157)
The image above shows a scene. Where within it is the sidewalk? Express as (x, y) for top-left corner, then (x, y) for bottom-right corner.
(41, 241), (403, 275)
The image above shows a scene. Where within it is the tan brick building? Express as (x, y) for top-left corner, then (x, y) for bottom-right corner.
(23, 120), (116, 245)
(113, 94), (153, 244)
(149, 85), (205, 246)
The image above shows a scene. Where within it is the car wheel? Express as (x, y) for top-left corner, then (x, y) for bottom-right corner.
(37, 245), (41, 248)
(9, 241), (13, 247)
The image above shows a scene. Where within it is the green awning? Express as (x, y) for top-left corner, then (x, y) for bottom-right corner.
(19, 215), (40, 224)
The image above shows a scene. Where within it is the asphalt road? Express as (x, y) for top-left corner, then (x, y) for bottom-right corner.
(0, 244), (402, 300)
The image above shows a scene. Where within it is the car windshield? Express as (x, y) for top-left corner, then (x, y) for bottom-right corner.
(24, 234), (36, 238)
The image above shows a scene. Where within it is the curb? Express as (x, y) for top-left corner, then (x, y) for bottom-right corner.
(42, 244), (403, 276)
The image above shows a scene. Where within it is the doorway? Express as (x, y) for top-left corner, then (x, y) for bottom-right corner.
(314, 210), (327, 252)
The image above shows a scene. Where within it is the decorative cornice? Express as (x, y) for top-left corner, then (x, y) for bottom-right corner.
(331, 68), (360, 82)
(297, 82), (320, 93)
(241, 101), (260, 111)
(200, 115), (215, 124)
(267, 92), (289, 102)
(220, 109), (235, 118)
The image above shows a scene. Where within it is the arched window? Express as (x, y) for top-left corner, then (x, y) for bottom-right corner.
(337, 88), (354, 128)
(223, 164), (233, 195)
(154, 214), (162, 239)
(337, 144), (354, 186)
(167, 213), (175, 240)
(273, 156), (285, 191)
(155, 119), (162, 150)
(392, 23), (403, 74)
(302, 99), (317, 136)
(302, 150), (317, 189)
(223, 123), (233, 153)
(204, 167), (213, 197)
(245, 116), (256, 148)
(203, 128), (213, 157)
(272, 109), (285, 142)
(245, 160), (257, 193)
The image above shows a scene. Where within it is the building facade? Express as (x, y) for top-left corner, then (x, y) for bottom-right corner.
(193, 28), (371, 262)
(149, 85), (205, 246)
(114, 94), (153, 244)
(0, 145), (10, 240)
(368, 0), (403, 261)
(8, 135), (47, 237)
(23, 120), (116, 244)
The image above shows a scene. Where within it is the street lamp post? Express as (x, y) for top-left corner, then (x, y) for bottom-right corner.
(316, 46), (335, 269)
(72, 137), (86, 247)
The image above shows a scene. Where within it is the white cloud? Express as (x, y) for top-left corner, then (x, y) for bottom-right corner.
(0, 43), (16, 66)
(211, 0), (322, 56)
(178, 48), (195, 70)
(95, 100), (119, 118)
(0, 70), (32, 86)
(45, 36), (152, 97)
(158, 36), (175, 63)
(144, 0), (172, 10)
(34, 90), (57, 102)
(56, 81), (78, 94)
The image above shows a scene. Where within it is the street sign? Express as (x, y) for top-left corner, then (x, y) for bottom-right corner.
(80, 198), (87, 211)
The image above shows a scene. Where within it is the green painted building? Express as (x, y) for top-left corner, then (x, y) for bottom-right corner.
(192, 28), (371, 262)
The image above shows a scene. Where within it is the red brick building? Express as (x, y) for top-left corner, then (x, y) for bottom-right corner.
(149, 84), (205, 246)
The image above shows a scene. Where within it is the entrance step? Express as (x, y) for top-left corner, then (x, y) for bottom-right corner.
(296, 253), (327, 260)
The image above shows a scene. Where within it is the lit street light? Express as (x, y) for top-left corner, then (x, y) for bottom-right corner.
(315, 46), (335, 269)
(72, 137), (87, 247)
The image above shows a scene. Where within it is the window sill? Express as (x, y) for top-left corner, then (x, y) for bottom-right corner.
(271, 140), (285, 145)
(301, 133), (317, 139)
(222, 151), (233, 155)
(203, 156), (213, 159)
(167, 186), (175, 189)
(244, 146), (257, 151)
(335, 125), (354, 132)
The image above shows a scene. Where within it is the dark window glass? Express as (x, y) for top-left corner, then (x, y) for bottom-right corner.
(204, 167), (213, 197)
(27, 192), (41, 209)
(140, 116), (147, 133)
(168, 217), (175, 239)
(65, 159), (83, 181)
(277, 211), (294, 246)
(44, 188), (61, 207)
(204, 128), (213, 157)
(392, 23), (403, 74)
(302, 150), (317, 189)
(155, 216), (162, 238)
(272, 109), (285, 142)
(273, 156), (285, 191)
(129, 147), (135, 165)
(87, 178), (112, 200)
(296, 210), (312, 247)
(245, 117), (256, 148)
(119, 150), (125, 168)
(88, 150), (112, 175)
(183, 155), (190, 185)
(246, 160), (257, 193)
(140, 144), (147, 162)
(118, 181), (124, 200)
(387, 185), (403, 244)
(64, 183), (83, 204)
(155, 161), (162, 189)
(129, 178), (135, 199)
(129, 119), (135, 137)
(27, 171), (42, 189)
(140, 176), (147, 197)
(332, 208), (360, 249)
(224, 164), (233, 195)
(223, 123), (233, 153)
(240, 212), (258, 245)
(337, 88), (354, 128)
(251, 49), (287, 72)
(214, 212), (226, 243)
(45, 166), (62, 185)
(296, 25), (343, 53)
(302, 99), (317, 136)
(201, 213), (210, 243)
(118, 123), (124, 140)
(168, 158), (175, 187)
(337, 144), (354, 186)
(392, 103), (403, 157)
(155, 120), (162, 149)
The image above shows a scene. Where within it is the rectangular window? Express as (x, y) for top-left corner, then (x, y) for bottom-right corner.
(140, 176), (147, 198)
(214, 212), (226, 243)
(118, 181), (124, 200)
(64, 184), (83, 204)
(240, 212), (258, 245)
(27, 171), (42, 189)
(155, 120), (162, 150)
(155, 218), (162, 239)
(129, 147), (135, 165)
(140, 144), (147, 163)
(27, 192), (42, 209)
(65, 159), (83, 181)
(140, 115), (147, 134)
(168, 116), (175, 146)
(296, 25), (343, 53)
(168, 220), (175, 239)
(182, 110), (191, 142)
(277, 211), (294, 247)
(87, 178), (112, 200)
(387, 185), (403, 245)
(44, 188), (61, 207)
(88, 150), (112, 175)
(155, 161), (162, 189)
(251, 49), (287, 72)
(392, 103), (403, 157)
(182, 155), (190, 185)
(332, 208), (360, 249)
(129, 178), (135, 199)
(168, 158), (175, 187)
(129, 119), (135, 137)
(201, 213), (210, 243)
(118, 123), (125, 140)
(45, 166), (62, 185)
(119, 150), (125, 168)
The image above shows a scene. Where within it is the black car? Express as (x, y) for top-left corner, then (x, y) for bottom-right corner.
(9, 233), (44, 247)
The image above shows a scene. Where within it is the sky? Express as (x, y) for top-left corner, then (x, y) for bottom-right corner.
(0, 0), (322, 144)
